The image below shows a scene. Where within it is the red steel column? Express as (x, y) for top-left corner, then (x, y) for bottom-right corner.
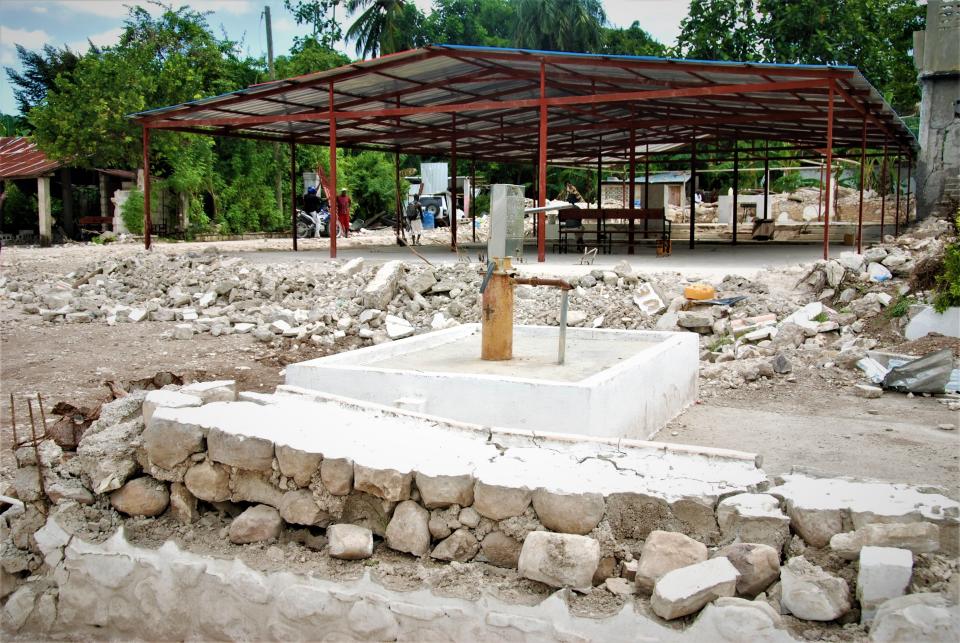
(142, 126), (151, 250)
(880, 142), (887, 239)
(537, 60), (547, 262)
(628, 128), (636, 255)
(451, 112), (458, 251)
(291, 142), (298, 251)
(471, 158), (477, 242)
(856, 115), (867, 253)
(644, 144), (650, 238)
(763, 140), (769, 221)
(732, 139), (739, 246)
(822, 80), (835, 260)
(329, 81), (337, 259)
(689, 138), (696, 250)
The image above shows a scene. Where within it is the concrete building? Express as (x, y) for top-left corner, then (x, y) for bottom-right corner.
(601, 172), (691, 209)
(914, 0), (960, 218)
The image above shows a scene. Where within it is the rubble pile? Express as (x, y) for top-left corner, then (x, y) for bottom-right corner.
(2, 385), (958, 640)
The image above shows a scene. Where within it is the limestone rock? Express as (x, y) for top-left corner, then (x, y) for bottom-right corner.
(184, 460), (230, 502)
(715, 543), (780, 597)
(473, 481), (532, 520)
(857, 546), (912, 623)
(180, 380), (236, 403)
(690, 597), (790, 643)
(276, 445), (322, 488)
(384, 315), (414, 340)
(77, 418), (143, 494)
(141, 390), (201, 424)
(110, 477), (169, 517)
(829, 522), (940, 559)
(651, 556), (740, 620)
(431, 528), (480, 562)
(385, 500), (430, 556)
(320, 457), (353, 495)
(340, 492), (395, 538)
(636, 530), (708, 594)
(481, 531), (522, 568)
(328, 523), (374, 560)
(229, 470), (284, 508)
(279, 489), (327, 526)
(362, 261), (403, 310)
(458, 506), (481, 528)
(717, 493), (791, 551)
(353, 464), (412, 502)
(207, 428), (274, 472)
(784, 500), (844, 548)
(141, 417), (205, 469)
(531, 489), (605, 535)
(416, 473), (474, 509)
(517, 531), (600, 591)
(870, 593), (959, 643)
(229, 505), (283, 544)
(780, 556), (850, 621)
(169, 482), (199, 524)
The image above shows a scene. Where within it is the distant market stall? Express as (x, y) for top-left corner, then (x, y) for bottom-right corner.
(131, 44), (918, 261)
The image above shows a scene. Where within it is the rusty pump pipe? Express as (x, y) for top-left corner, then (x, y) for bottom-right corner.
(479, 257), (573, 364)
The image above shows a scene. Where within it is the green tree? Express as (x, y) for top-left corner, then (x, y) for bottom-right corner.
(345, 0), (422, 58)
(4, 44), (83, 117)
(284, 0), (344, 48)
(275, 36), (350, 77)
(421, 0), (514, 47)
(340, 151), (404, 220)
(602, 21), (666, 57)
(675, 0), (760, 61)
(512, 0), (606, 52)
(0, 114), (29, 137)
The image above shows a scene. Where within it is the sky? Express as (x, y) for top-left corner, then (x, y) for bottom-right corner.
(0, 0), (690, 116)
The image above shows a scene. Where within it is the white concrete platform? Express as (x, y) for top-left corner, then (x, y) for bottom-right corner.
(284, 324), (698, 440)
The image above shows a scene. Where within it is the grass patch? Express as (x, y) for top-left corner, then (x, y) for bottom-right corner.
(812, 312), (830, 323)
(886, 295), (917, 318)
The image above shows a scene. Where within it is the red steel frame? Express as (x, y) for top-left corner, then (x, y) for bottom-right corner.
(134, 46), (916, 260)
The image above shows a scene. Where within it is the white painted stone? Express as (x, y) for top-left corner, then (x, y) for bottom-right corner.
(636, 530), (708, 594)
(518, 531), (600, 592)
(857, 546), (912, 623)
(384, 314), (414, 340)
(717, 493), (790, 551)
(650, 557), (739, 620)
(327, 524), (374, 560)
(780, 556), (850, 621)
(142, 390), (201, 425)
(180, 380), (236, 404)
(830, 522), (940, 559)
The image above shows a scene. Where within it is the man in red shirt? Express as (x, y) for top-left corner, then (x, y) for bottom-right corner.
(335, 190), (351, 238)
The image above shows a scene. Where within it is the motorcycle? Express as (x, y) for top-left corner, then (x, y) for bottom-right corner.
(296, 206), (330, 238)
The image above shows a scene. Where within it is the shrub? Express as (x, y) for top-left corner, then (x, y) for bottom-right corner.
(933, 213), (960, 312)
(121, 188), (144, 234)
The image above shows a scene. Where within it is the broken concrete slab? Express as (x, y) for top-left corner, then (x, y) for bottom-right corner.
(362, 261), (403, 310)
(180, 380), (236, 404)
(650, 556), (739, 620)
(857, 546), (912, 624)
(829, 522), (940, 559)
(142, 390), (201, 425)
(717, 493), (790, 551)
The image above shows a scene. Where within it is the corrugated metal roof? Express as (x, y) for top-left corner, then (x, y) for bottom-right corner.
(0, 137), (61, 179)
(131, 45), (918, 165)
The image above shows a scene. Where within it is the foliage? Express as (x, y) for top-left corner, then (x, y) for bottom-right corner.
(421, 0), (514, 47)
(1, 182), (36, 230)
(284, 0), (344, 48)
(675, 0), (924, 113)
(771, 171), (817, 193)
(0, 114), (29, 137)
(121, 188), (145, 234)
(933, 214), (960, 313)
(885, 294), (916, 319)
(345, 0), (419, 58)
(602, 21), (667, 57)
(341, 151), (406, 220)
(513, 0), (606, 52)
(4, 44), (83, 117)
(275, 37), (350, 77)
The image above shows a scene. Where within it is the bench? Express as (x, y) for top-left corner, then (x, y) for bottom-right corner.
(555, 209), (671, 255)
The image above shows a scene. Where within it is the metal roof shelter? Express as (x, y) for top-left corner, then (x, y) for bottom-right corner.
(132, 44), (918, 260)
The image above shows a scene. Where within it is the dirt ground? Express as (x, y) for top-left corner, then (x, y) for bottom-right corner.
(1, 238), (958, 499)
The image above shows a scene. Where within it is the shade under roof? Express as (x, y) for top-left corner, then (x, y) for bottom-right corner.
(131, 44), (918, 165)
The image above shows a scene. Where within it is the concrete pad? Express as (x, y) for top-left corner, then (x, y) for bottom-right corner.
(285, 324), (698, 440)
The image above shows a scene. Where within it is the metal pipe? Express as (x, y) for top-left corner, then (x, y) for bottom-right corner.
(513, 276), (573, 290)
(558, 290), (569, 365)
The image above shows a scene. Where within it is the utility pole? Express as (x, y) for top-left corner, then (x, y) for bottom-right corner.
(265, 6), (284, 219)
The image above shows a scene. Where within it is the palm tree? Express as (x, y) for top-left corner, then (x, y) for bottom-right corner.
(513, 0), (607, 53)
(345, 0), (409, 58)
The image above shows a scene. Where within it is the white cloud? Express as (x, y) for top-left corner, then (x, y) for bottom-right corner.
(0, 26), (53, 65)
(68, 26), (124, 52)
(52, 0), (147, 19)
(604, 0), (690, 46)
(190, 0), (256, 15)
(32, 5), (49, 13)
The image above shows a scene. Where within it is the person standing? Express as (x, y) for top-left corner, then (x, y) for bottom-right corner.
(303, 186), (323, 238)
(405, 195), (423, 245)
(336, 189), (351, 238)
